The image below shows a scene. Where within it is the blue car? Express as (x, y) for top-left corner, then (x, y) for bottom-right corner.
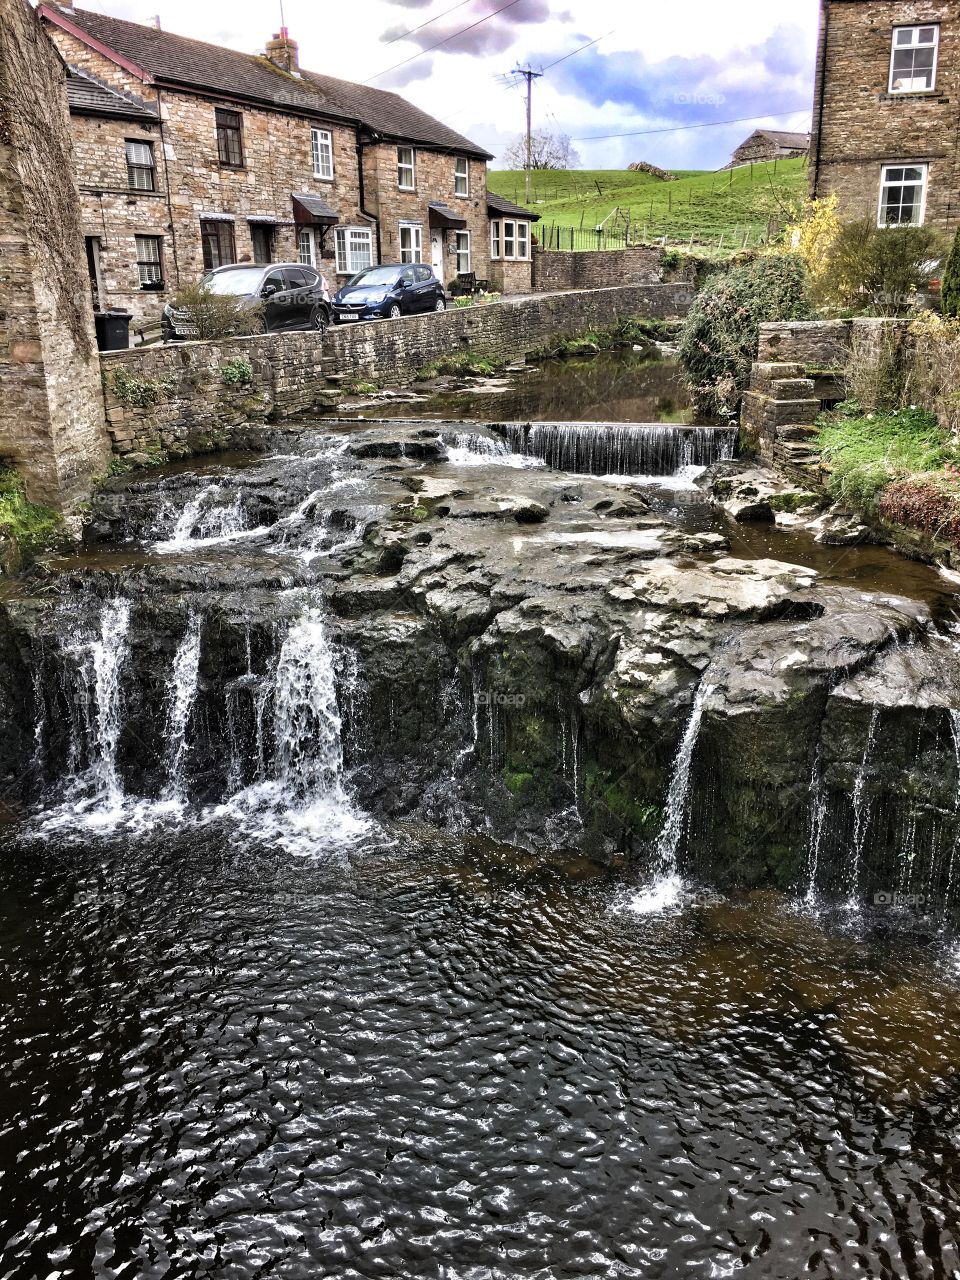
(333, 263), (446, 323)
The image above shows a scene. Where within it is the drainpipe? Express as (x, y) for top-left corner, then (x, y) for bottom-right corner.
(156, 88), (182, 289)
(812, 0), (831, 199)
(356, 128), (382, 263)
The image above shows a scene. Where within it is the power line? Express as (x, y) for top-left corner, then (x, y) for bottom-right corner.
(364, 0), (525, 83)
(571, 107), (811, 142)
(539, 31), (612, 73)
(381, 0), (477, 49)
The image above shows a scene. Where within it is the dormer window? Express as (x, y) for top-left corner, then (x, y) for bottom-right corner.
(890, 25), (939, 93)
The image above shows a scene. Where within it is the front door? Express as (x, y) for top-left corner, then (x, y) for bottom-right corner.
(431, 231), (444, 284)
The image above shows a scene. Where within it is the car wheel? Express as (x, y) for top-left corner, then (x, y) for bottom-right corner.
(310, 305), (329, 336)
(387, 304), (402, 320)
(434, 297), (446, 312)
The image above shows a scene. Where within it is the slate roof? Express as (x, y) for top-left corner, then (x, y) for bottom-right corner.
(44, 5), (492, 159)
(65, 64), (159, 122)
(749, 130), (811, 151)
(487, 192), (541, 223)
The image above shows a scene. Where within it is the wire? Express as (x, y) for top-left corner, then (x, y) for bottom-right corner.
(364, 0), (526, 83)
(380, 0), (478, 49)
(538, 31), (613, 73)
(571, 107), (812, 142)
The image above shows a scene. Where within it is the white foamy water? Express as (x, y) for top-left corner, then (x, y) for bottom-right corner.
(212, 609), (368, 854)
(445, 433), (545, 469)
(153, 484), (270, 552)
(163, 616), (202, 803)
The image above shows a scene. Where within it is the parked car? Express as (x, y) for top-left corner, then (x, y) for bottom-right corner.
(162, 263), (332, 341)
(333, 264), (446, 323)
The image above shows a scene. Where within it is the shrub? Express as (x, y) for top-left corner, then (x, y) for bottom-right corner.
(820, 219), (943, 316)
(906, 312), (960, 440)
(678, 254), (813, 417)
(164, 282), (265, 340)
(941, 226), (960, 319)
(786, 194), (841, 307)
(221, 355), (253, 386)
(878, 478), (960, 545)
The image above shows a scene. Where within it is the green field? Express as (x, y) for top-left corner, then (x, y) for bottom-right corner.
(488, 158), (809, 250)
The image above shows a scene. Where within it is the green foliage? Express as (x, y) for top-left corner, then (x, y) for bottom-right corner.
(817, 400), (957, 511)
(819, 219), (943, 316)
(452, 291), (502, 309)
(941, 227), (960, 319)
(344, 378), (380, 395)
(221, 356), (253, 386)
(487, 158), (808, 247)
(109, 366), (177, 408)
(416, 352), (504, 379)
(530, 316), (672, 361)
(0, 467), (62, 556)
(678, 254), (813, 417)
(164, 282), (265, 340)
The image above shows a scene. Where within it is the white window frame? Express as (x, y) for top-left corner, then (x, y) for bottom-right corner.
(878, 162), (929, 227)
(298, 228), (315, 266)
(889, 24), (939, 94)
(397, 146), (416, 191)
(335, 225), (374, 275)
(135, 234), (163, 286)
(491, 220), (501, 260)
(454, 156), (469, 197)
(517, 222), (530, 260)
(311, 128), (334, 180)
(399, 222), (423, 263)
(455, 230), (471, 275)
(502, 219), (516, 259)
(126, 139), (156, 191)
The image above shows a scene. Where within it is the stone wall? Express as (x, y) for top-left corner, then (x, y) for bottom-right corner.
(489, 258), (533, 295)
(810, 0), (960, 230)
(532, 247), (665, 292)
(100, 282), (693, 457)
(0, 0), (109, 508)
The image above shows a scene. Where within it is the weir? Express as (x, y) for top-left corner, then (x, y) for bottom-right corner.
(496, 421), (738, 475)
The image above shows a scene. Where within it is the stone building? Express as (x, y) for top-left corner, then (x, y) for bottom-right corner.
(810, 0), (959, 230)
(39, 3), (540, 327)
(727, 129), (810, 168)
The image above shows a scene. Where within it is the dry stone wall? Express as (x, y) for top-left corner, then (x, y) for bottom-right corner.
(100, 282), (693, 457)
(532, 247), (667, 292)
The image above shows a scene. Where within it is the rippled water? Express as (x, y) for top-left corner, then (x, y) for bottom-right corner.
(2, 822), (960, 1278)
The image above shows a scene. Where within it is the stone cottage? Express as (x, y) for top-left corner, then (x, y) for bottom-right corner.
(39, 3), (540, 326)
(810, 0), (959, 230)
(727, 129), (810, 168)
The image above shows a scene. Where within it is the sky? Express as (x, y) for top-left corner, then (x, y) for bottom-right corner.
(66, 0), (822, 170)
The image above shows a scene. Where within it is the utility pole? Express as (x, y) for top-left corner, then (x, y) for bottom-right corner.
(510, 65), (542, 204)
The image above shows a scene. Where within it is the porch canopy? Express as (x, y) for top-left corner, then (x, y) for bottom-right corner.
(428, 201), (467, 230)
(292, 193), (339, 226)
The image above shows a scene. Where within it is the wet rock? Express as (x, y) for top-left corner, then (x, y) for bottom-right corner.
(812, 509), (873, 546)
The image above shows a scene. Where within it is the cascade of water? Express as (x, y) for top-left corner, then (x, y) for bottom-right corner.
(52, 597), (132, 822)
(163, 616), (202, 802)
(630, 679), (713, 914)
(805, 746), (829, 906)
(847, 707), (881, 907)
(155, 484), (250, 551)
(500, 423), (737, 476)
(217, 608), (366, 849)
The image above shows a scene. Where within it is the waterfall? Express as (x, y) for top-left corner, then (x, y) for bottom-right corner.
(630, 679), (712, 914)
(163, 616), (202, 803)
(40, 597), (132, 827)
(443, 433), (540, 469)
(846, 708), (880, 907)
(216, 608), (367, 851)
(805, 746), (829, 906)
(154, 484), (250, 551)
(499, 423), (737, 476)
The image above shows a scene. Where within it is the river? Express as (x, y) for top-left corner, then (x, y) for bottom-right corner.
(0, 351), (959, 1277)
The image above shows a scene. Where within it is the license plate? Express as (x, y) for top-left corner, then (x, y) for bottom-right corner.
(174, 326), (199, 337)
(339, 314), (359, 322)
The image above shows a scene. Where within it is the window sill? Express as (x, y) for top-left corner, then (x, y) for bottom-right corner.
(454, 193), (470, 199)
(218, 163), (246, 172)
(398, 185), (417, 193)
(312, 174), (335, 182)
(880, 90), (944, 101)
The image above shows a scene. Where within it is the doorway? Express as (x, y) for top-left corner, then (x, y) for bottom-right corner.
(84, 236), (104, 311)
(431, 230), (445, 283)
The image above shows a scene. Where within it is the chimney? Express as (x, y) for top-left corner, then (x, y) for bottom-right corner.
(265, 27), (299, 76)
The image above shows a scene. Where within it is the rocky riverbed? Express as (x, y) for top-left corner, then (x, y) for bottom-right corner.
(1, 417), (958, 908)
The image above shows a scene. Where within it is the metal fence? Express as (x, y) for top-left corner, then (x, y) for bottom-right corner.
(535, 221), (776, 254)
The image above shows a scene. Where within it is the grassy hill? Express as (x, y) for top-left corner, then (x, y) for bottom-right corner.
(488, 158), (809, 250)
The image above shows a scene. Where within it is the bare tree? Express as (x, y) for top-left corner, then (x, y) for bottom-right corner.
(501, 128), (581, 171)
